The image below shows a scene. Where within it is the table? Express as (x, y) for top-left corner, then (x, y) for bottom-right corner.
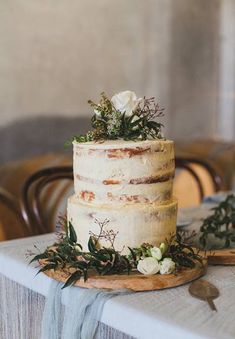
(0, 233), (235, 339)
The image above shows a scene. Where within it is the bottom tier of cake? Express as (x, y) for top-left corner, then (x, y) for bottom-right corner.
(67, 195), (177, 254)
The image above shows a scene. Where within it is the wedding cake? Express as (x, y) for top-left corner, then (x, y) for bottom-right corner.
(67, 91), (177, 254)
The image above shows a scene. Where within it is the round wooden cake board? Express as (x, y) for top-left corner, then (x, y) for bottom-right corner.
(40, 261), (207, 291)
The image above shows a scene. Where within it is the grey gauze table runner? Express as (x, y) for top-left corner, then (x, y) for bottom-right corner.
(0, 274), (134, 339)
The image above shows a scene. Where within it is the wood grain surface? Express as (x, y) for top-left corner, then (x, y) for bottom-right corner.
(40, 260), (207, 291)
(205, 249), (235, 265)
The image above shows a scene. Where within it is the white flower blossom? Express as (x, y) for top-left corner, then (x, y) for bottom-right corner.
(137, 257), (160, 275)
(94, 105), (101, 116)
(150, 247), (162, 261)
(159, 258), (175, 275)
(111, 90), (142, 116)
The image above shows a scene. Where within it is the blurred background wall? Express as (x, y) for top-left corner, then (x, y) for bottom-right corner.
(0, 0), (234, 163)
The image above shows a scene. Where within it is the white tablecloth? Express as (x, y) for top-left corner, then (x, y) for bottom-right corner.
(0, 233), (235, 339)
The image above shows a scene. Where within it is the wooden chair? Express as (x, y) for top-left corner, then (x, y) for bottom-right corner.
(20, 166), (73, 235)
(0, 187), (29, 240)
(174, 157), (223, 207)
(175, 139), (235, 190)
(20, 157), (224, 232)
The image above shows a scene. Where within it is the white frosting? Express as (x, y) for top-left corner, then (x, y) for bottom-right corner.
(74, 179), (173, 205)
(73, 139), (174, 205)
(67, 195), (178, 254)
(67, 138), (177, 252)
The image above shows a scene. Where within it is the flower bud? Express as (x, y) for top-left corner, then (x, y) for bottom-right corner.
(150, 247), (162, 260)
(159, 242), (168, 255)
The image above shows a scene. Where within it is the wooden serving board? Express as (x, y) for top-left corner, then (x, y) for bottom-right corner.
(204, 249), (235, 265)
(40, 261), (207, 291)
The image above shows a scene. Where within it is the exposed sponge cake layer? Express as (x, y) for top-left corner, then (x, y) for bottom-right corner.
(75, 179), (173, 205)
(73, 139), (175, 206)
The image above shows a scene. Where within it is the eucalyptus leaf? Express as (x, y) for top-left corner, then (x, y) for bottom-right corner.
(29, 252), (49, 264)
(37, 263), (57, 275)
(68, 222), (77, 243)
(200, 194), (235, 249)
(62, 271), (82, 289)
(88, 236), (97, 253)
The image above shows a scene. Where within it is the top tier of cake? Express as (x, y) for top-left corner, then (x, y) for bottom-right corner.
(73, 139), (175, 206)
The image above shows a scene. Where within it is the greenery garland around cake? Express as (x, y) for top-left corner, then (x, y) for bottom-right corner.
(30, 218), (203, 289)
(65, 90), (165, 145)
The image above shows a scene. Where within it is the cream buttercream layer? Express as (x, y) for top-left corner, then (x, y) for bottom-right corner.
(73, 139), (175, 205)
(75, 179), (173, 205)
(67, 195), (177, 254)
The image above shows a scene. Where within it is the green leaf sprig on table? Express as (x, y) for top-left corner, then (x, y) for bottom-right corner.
(30, 221), (203, 289)
(65, 92), (164, 145)
(199, 194), (235, 249)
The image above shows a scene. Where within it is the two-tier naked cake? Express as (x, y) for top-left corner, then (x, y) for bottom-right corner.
(33, 91), (206, 289)
(67, 139), (177, 254)
(67, 90), (177, 254)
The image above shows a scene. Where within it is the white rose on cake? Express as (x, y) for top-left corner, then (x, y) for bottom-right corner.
(137, 257), (160, 275)
(159, 258), (176, 274)
(111, 90), (142, 116)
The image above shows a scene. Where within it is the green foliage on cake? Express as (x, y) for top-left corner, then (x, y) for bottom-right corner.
(30, 220), (203, 288)
(66, 91), (165, 145)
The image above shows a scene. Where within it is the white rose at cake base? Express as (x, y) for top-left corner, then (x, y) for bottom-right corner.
(160, 258), (176, 275)
(137, 257), (160, 275)
(111, 90), (142, 115)
(137, 249), (175, 276)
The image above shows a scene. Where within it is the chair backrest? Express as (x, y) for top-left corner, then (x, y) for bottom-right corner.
(174, 157), (223, 207)
(0, 187), (28, 240)
(20, 166), (73, 235)
(20, 158), (224, 232)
